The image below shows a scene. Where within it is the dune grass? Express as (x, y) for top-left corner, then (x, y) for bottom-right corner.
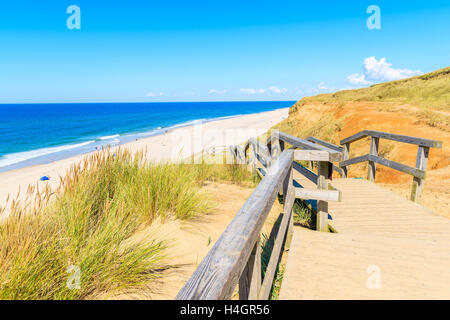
(0, 148), (256, 300)
(293, 66), (450, 111)
(273, 112), (343, 146)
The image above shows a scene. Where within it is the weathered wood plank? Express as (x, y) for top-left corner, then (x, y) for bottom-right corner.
(340, 130), (442, 148)
(316, 161), (330, 232)
(245, 142), (257, 174)
(278, 132), (342, 162)
(339, 154), (370, 167)
(410, 146), (429, 202)
(369, 155), (426, 179)
(270, 132), (282, 161)
(256, 167), (266, 178)
(333, 164), (345, 176)
(228, 146), (237, 164)
(236, 145), (246, 164)
(239, 237), (261, 300)
(294, 150), (330, 161)
(292, 161), (318, 185)
(249, 137), (272, 168)
(259, 167), (295, 300)
(307, 136), (343, 152)
(295, 188), (341, 202)
(367, 137), (379, 182)
(342, 143), (350, 178)
(176, 150), (293, 300)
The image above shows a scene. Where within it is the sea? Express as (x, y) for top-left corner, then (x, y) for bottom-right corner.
(0, 101), (294, 172)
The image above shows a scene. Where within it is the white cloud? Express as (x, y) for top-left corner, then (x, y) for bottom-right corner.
(346, 73), (371, 85)
(268, 86), (288, 94)
(240, 86), (288, 95)
(240, 88), (266, 94)
(146, 92), (165, 97)
(346, 57), (423, 86)
(208, 89), (228, 94)
(317, 82), (328, 90)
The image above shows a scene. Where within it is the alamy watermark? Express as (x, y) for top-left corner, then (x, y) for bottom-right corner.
(66, 5), (81, 30)
(66, 264), (81, 290)
(367, 5), (381, 30)
(366, 264), (382, 289)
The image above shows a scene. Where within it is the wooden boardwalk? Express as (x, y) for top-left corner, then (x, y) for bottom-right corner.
(280, 178), (450, 299)
(177, 130), (446, 301)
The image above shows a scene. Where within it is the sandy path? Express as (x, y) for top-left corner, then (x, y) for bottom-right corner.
(0, 108), (288, 207)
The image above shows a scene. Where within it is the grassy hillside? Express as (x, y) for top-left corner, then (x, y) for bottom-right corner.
(276, 66), (450, 143)
(291, 66), (450, 112)
(273, 66), (450, 217)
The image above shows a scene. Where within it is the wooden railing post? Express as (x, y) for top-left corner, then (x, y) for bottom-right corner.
(247, 144), (256, 174)
(283, 161), (295, 247)
(270, 131), (281, 161)
(279, 140), (285, 153)
(239, 237), (261, 300)
(317, 161), (331, 232)
(410, 146), (429, 203)
(367, 137), (379, 182)
(259, 160), (295, 300)
(342, 143), (350, 178)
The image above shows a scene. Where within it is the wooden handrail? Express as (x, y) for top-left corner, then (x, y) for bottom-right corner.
(340, 130), (443, 148)
(307, 136), (343, 152)
(176, 150), (294, 300)
(178, 131), (345, 300)
(339, 130), (442, 203)
(277, 131), (342, 162)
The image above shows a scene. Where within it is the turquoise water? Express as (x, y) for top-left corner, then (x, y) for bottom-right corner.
(0, 101), (294, 172)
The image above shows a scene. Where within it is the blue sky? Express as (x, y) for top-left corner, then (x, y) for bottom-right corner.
(0, 0), (449, 103)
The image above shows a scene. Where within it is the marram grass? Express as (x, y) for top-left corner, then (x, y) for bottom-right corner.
(0, 148), (255, 299)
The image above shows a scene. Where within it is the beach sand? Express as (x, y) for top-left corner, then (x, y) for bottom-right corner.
(0, 108), (289, 207)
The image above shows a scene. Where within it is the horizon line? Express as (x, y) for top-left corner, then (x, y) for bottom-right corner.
(0, 99), (298, 105)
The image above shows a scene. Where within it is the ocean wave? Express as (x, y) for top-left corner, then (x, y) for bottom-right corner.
(0, 140), (95, 168)
(98, 134), (120, 140)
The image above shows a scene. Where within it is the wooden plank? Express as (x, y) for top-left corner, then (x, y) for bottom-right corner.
(176, 150), (294, 300)
(292, 161), (318, 185)
(410, 146), (429, 203)
(339, 154), (370, 167)
(229, 145), (237, 164)
(256, 153), (268, 168)
(294, 149), (330, 161)
(239, 237), (261, 300)
(340, 130), (442, 148)
(278, 132), (342, 162)
(249, 137), (272, 168)
(284, 164), (295, 249)
(333, 164), (344, 176)
(369, 155), (426, 179)
(307, 136), (343, 152)
(270, 131), (282, 161)
(367, 137), (379, 182)
(316, 161), (330, 232)
(235, 146), (246, 164)
(295, 188), (341, 202)
(259, 169), (295, 300)
(342, 143), (350, 178)
(258, 211), (292, 300)
(256, 167), (266, 178)
(245, 142), (257, 174)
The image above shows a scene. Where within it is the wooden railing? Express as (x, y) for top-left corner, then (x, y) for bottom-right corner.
(339, 130), (442, 202)
(177, 150), (295, 300)
(177, 129), (442, 300)
(177, 131), (342, 300)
